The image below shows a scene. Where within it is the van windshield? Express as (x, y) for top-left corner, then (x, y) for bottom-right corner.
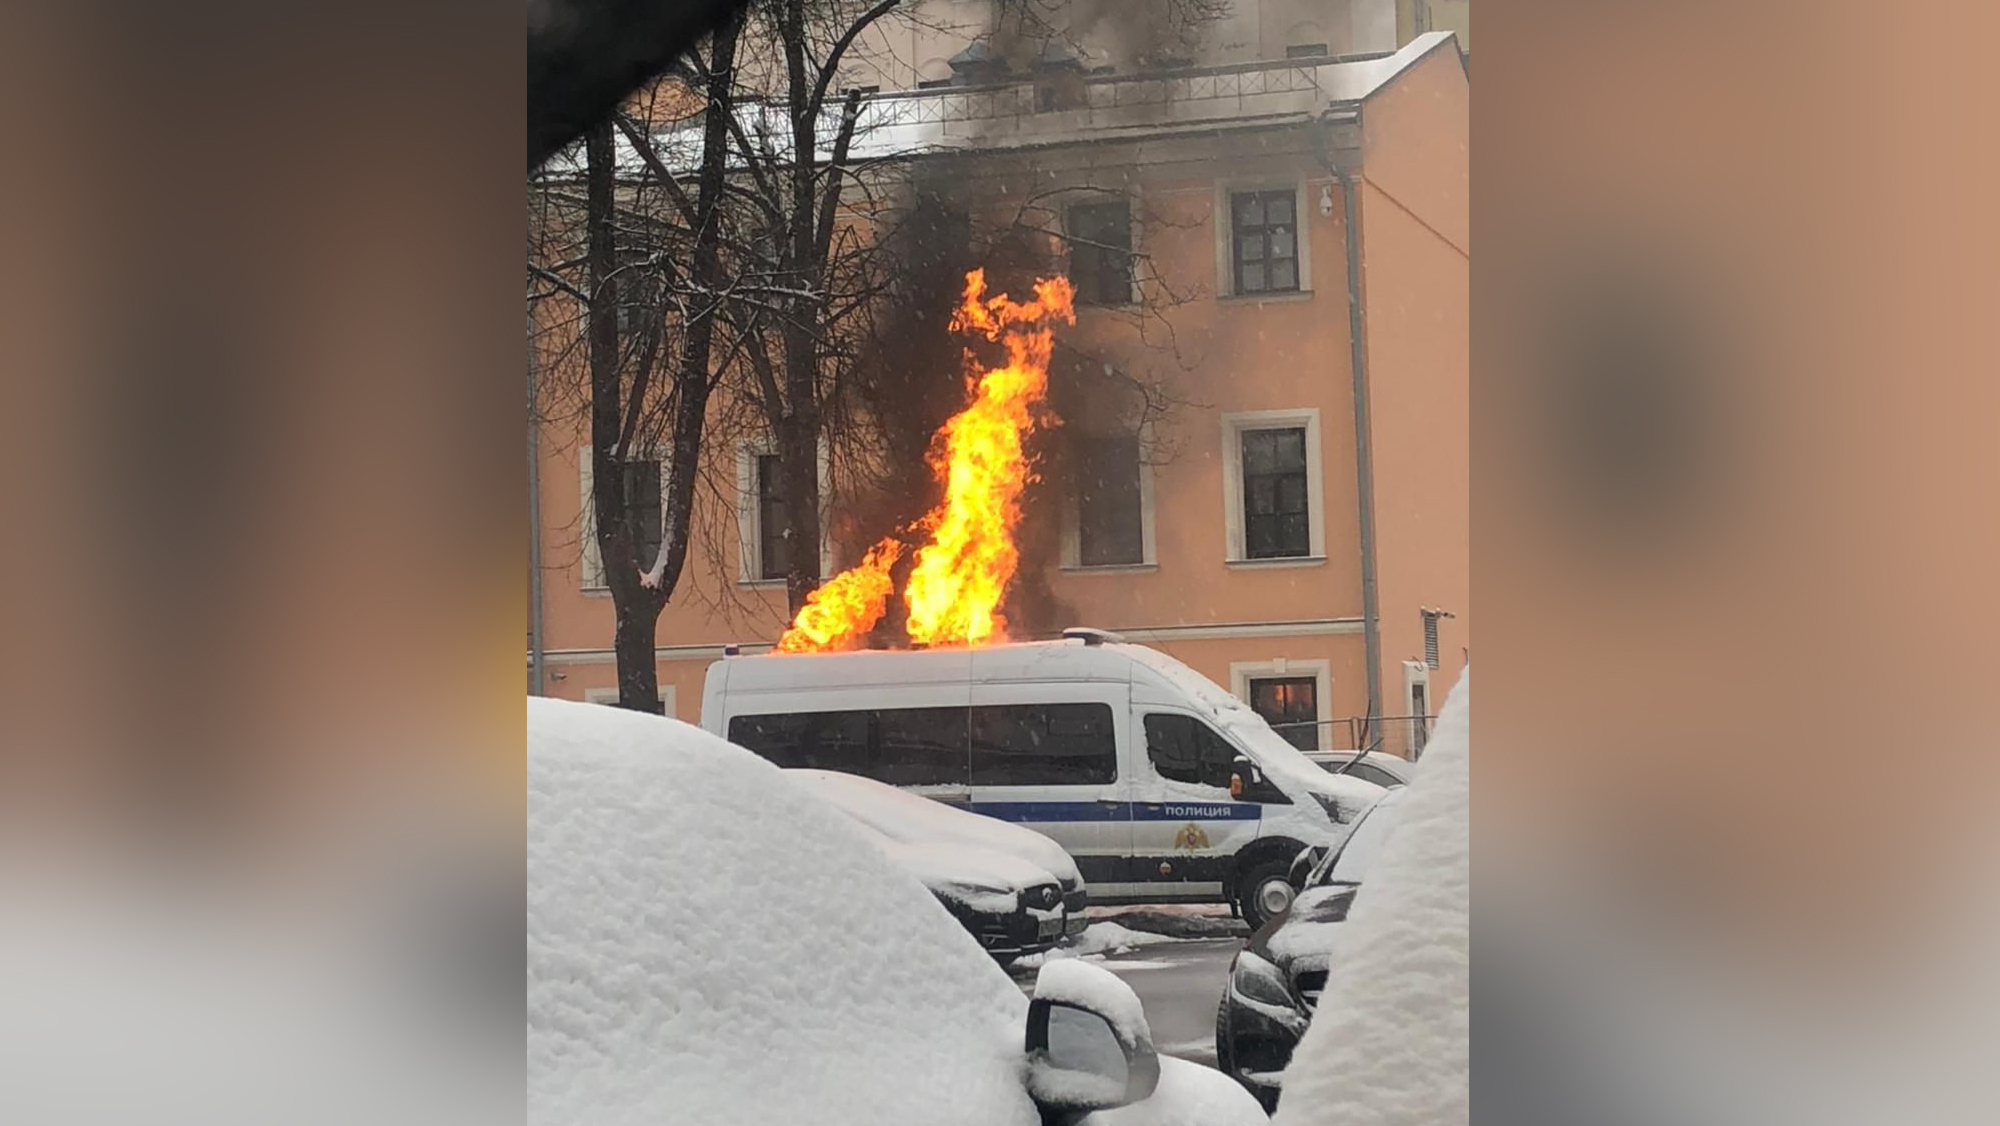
(1117, 643), (1336, 782)
(1215, 708), (1332, 779)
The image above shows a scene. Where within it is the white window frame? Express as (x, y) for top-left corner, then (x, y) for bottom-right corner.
(1221, 408), (1327, 567)
(585, 683), (678, 717)
(1230, 658), (1334, 752)
(578, 451), (670, 594)
(1213, 179), (1315, 300)
(1060, 425), (1157, 572)
(736, 438), (833, 587)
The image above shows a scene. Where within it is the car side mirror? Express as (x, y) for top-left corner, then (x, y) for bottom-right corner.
(1228, 755), (1265, 799)
(1025, 960), (1160, 1113)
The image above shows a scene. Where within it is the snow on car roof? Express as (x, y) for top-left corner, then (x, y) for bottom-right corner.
(789, 768), (1081, 886)
(527, 699), (1037, 1126)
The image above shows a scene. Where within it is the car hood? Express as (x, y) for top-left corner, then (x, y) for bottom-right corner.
(875, 839), (1059, 912)
(788, 769), (1083, 887)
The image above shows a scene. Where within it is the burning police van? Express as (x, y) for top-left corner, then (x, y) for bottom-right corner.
(701, 629), (1386, 928)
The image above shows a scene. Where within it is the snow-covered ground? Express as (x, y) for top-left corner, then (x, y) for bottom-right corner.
(1017, 921), (1189, 967)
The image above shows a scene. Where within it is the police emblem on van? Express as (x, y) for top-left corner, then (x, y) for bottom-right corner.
(1172, 823), (1211, 851)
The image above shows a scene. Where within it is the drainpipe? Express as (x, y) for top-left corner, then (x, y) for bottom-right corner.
(527, 318), (547, 696)
(1322, 114), (1384, 732)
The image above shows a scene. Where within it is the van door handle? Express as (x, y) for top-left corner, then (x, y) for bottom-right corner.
(1096, 799), (1122, 809)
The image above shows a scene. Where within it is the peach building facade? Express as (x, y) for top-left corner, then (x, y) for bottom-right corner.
(530, 33), (1467, 757)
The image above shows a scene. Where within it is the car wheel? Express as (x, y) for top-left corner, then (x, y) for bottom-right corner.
(1236, 859), (1295, 931)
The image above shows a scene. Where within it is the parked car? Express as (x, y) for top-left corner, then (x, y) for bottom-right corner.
(792, 768), (1089, 959)
(527, 698), (1267, 1126)
(1216, 788), (1408, 1111)
(703, 629), (1387, 929)
(1303, 751), (1416, 788)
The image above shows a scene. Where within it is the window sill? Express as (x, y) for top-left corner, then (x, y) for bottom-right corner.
(1217, 289), (1313, 305)
(1058, 562), (1158, 575)
(736, 578), (787, 590)
(583, 585), (610, 597)
(1224, 555), (1327, 570)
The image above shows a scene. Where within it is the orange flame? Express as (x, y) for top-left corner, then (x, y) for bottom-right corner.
(904, 269), (1075, 646)
(774, 269), (1074, 652)
(774, 537), (904, 653)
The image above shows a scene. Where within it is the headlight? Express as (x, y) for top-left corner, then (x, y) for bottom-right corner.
(1230, 950), (1295, 1008)
(1024, 884), (1061, 911)
(1310, 791), (1350, 824)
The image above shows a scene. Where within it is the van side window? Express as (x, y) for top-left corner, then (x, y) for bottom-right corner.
(728, 711), (869, 773)
(1143, 713), (1235, 786)
(873, 707), (971, 786)
(969, 703), (1116, 785)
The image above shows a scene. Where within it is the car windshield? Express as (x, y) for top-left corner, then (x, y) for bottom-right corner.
(1310, 789), (1406, 887)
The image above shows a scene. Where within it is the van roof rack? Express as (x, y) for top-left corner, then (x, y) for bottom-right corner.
(1060, 626), (1126, 646)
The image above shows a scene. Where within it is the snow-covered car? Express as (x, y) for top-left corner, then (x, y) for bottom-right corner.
(1216, 788), (1407, 1111)
(1303, 751), (1416, 788)
(791, 767), (1089, 958)
(854, 824), (1068, 964)
(528, 699), (1266, 1126)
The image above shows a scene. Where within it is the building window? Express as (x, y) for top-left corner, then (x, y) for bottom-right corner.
(1241, 427), (1310, 559)
(1422, 610), (1442, 669)
(1248, 676), (1320, 751)
(1230, 189), (1299, 294)
(1076, 435), (1145, 566)
(756, 453), (791, 581)
(1285, 43), (1330, 58)
(578, 455), (661, 591)
(1222, 410), (1323, 564)
(1068, 201), (1133, 305)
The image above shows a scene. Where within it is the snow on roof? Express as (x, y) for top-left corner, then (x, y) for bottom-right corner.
(537, 33), (1461, 179)
(1271, 669), (1468, 1126)
(527, 699), (1037, 1126)
(790, 768), (1082, 887)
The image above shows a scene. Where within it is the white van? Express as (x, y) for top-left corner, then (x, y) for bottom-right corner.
(701, 630), (1385, 927)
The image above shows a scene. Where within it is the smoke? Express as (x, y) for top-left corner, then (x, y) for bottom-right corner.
(988, 0), (1227, 72)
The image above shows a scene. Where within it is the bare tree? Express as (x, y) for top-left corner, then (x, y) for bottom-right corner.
(529, 10), (749, 711)
(531, 0), (1234, 679)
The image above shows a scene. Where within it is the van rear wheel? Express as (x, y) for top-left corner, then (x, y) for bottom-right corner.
(1236, 860), (1296, 930)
